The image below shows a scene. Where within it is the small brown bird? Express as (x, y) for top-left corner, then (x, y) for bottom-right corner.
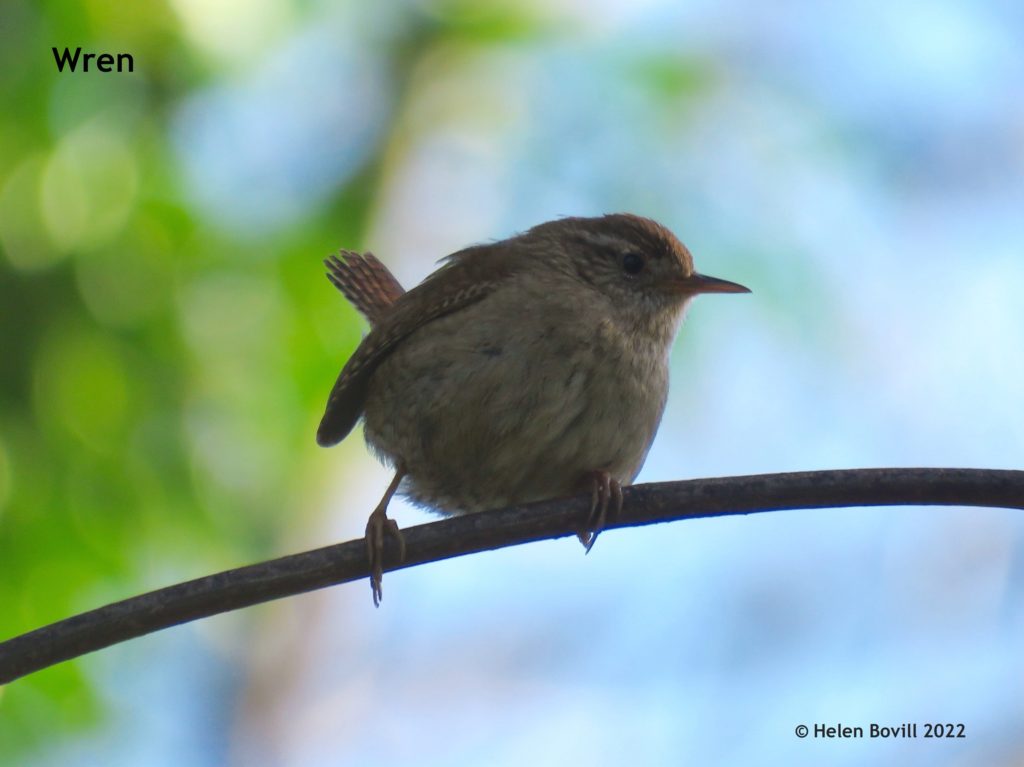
(318, 214), (749, 604)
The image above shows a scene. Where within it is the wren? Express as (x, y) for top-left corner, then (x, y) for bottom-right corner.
(318, 214), (750, 604)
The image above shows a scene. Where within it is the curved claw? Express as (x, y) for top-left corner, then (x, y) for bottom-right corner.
(579, 470), (623, 553)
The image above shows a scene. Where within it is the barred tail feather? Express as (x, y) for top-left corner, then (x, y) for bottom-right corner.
(325, 251), (405, 326)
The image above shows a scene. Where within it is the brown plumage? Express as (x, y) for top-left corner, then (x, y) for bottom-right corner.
(318, 214), (750, 604)
(317, 244), (516, 448)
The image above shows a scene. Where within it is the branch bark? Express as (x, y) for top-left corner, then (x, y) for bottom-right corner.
(1, 467), (1021, 684)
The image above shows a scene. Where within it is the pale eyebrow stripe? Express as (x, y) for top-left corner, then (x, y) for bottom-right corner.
(575, 231), (631, 250)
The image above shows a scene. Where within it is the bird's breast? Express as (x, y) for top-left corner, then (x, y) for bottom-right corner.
(361, 280), (674, 512)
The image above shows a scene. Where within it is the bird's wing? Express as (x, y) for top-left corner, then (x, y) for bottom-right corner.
(325, 251), (406, 326)
(317, 244), (515, 446)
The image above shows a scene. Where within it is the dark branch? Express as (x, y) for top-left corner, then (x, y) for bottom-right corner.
(2, 468), (1022, 684)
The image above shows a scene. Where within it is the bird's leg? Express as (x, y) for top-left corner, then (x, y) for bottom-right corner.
(365, 468), (407, 607)
(577, 469), (623, 553)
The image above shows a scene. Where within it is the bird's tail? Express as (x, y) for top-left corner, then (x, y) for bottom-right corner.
(324, 251), (406, 326)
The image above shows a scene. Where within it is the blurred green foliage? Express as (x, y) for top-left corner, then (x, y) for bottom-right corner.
(0, 0), (374, 755)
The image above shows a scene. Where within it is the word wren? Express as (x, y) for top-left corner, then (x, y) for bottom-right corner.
(318, 214), (750, 604)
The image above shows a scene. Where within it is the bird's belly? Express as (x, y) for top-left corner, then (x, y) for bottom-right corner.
(363, 309), (668, 514)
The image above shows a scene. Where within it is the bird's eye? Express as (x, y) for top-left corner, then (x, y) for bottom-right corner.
(621, 251), (645, 275)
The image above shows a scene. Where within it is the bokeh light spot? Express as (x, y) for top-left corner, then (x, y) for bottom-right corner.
(40, 123), (138, 252)
(32, 331), (134, 452)
(169, 0), (295, 63)
(75, 217), (175, 328)
(0, 156), (59, 271)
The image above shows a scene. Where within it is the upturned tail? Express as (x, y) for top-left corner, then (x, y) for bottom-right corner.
(325, 251), (405, 326)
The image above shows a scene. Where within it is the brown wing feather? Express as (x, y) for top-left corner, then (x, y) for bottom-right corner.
(317, 244), (515, 447)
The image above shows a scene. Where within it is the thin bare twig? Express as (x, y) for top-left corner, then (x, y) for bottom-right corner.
(1, 468), (1021, 684)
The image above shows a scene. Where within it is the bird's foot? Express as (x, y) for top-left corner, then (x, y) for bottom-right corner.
(577, 470), (623, 553)
(364, 468), (407, 607)
(365, 506), (405, 607)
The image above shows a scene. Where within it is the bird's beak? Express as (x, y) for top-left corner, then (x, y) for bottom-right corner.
(670, 273), (751, 295)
